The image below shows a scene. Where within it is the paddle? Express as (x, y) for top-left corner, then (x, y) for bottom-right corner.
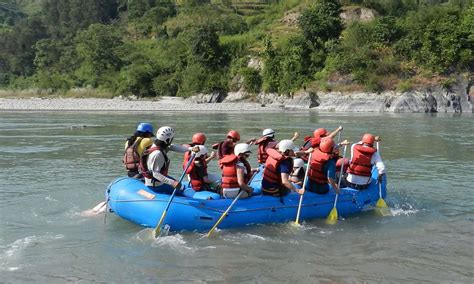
(326, 144), (348, 224)
(154, 152), (196, 238)
(294, 152), (312, 226)
(375, 140), (388, 209)
(206, 169), (259, 237)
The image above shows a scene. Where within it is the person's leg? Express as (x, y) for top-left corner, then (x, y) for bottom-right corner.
(222, 188), (240, 199)
(315, 183), (329, 194)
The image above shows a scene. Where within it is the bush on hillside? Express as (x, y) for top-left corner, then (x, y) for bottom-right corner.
(241, 67), (262, 93)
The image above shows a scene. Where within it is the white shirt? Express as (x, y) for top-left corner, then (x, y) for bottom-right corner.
(144, 144), (191, 187)
(346, 142), (385, 185)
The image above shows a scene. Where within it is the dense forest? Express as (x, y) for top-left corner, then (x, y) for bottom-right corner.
(0, 0), (472, 97)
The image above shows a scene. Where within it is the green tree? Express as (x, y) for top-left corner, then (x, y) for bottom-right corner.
(0, 16), (47, 80)
(188, 25), (223, 68)
(75, 24), (124, 87)
(261, 37), (280, 93)
(298, 0), (343, 45)
(279, 36), (310, 94)
(241, 67), (262, 93)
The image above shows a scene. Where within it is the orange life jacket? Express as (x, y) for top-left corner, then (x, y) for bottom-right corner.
(262, 149), (288, 186)
(139, 144), (169, 180)
(308, 149), (332, 184)
(256, 137), (278, 164)
(220, 154), (251, 189)
(123, 137), (142, 171)
(186, 157), (208, 191)
(347, 144), (377, 177)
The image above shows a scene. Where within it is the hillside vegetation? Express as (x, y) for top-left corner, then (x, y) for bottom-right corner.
(0, 0), (472, 97)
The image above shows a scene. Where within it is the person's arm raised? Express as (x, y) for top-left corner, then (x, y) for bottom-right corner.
(328, 126), (343, 139)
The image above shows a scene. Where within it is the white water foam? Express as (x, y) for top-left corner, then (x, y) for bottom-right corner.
(44, 196), (59, 202)
(151, 233), (196, 253)
(390, 206), (420, 216)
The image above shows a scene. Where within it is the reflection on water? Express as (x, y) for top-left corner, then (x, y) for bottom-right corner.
(0, 111), (473, 282)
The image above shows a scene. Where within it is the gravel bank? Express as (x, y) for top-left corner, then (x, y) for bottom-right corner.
(0, 97), (286, 112)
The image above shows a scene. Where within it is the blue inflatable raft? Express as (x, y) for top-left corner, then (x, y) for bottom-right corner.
(106, 168), (387, 232)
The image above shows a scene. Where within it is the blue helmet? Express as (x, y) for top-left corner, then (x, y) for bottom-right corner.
(136, 122), (154, 134)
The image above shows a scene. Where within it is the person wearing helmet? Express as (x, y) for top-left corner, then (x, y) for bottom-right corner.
(306, 137), (340, 194)
(289, 158), (305, 187)
(301, 125), (343, 152)
(182, 145), (220, 197)
(183, 132), (216, 169)
(212, 130), (240, 160)
(212, 130), (256, 161)
(255, 129), (300, 164)
(345, 133), (385, 190)
(262, 139), (304, 197)
(220, 143), (255, 199)
(139, 126), (199, 194)
(123, 122), (155, 178)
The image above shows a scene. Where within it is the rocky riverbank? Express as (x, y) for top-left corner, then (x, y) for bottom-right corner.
(0, 87), (472, 113)
(189, 85), (473, 113)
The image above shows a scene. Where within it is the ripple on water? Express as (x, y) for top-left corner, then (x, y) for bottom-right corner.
(0, 234), (64, 272)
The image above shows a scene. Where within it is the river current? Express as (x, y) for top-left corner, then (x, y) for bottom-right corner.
(1, 111), (473, 282)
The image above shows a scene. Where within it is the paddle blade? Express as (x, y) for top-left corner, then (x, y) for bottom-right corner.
(154, 209), (168, 238)
(376, 198), (388, 208)
(153, 227), (161, 238)
(326, 207), (338, 224)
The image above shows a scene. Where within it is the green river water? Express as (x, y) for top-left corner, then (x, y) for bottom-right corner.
(1, 111), (473, 282)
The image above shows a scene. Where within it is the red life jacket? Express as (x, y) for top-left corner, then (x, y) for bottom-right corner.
(336, 157), (349, 174)
(221, 154), (251, 189)
(213, 141), (232, 160)
(347, 144), (377, 177)
(186, 157), (208, 191)
(302, 136), (321, 150)
(256, 137), (278, 164)
(139, 144), (169, 180)
(263, 149), (288, 186)
(182, 143), (192, 170)
(300, 136), (321, 162)
(214, 140), (235, 169)
(308, 149), (332, 184)
(123, 137), (142, 171)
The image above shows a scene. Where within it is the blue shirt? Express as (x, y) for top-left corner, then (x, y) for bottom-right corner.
(325, 159), (336, 180)
(262, 159), (292, 189)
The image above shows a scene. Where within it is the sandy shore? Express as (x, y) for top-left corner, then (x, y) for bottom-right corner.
(0, 97), (288, 112)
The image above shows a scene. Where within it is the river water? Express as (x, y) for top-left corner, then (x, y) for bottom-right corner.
(1, 111), (473, 282)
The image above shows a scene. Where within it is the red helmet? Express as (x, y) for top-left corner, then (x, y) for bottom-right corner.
(313, 128), (328, 138)
(362, 133), (375, 146)
(319, 137), (335, 154)
(192, 132), (206, 145)
(227, 130), (240, 141)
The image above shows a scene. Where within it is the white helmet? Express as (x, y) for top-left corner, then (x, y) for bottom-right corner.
(156, 126), (175, 145)
(278, 139), (296, 153)
(195, 145), (208, 157)
(234, 143), (251, 156)
(262, 128), (275, 138)
(293, 158), (304, 168)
